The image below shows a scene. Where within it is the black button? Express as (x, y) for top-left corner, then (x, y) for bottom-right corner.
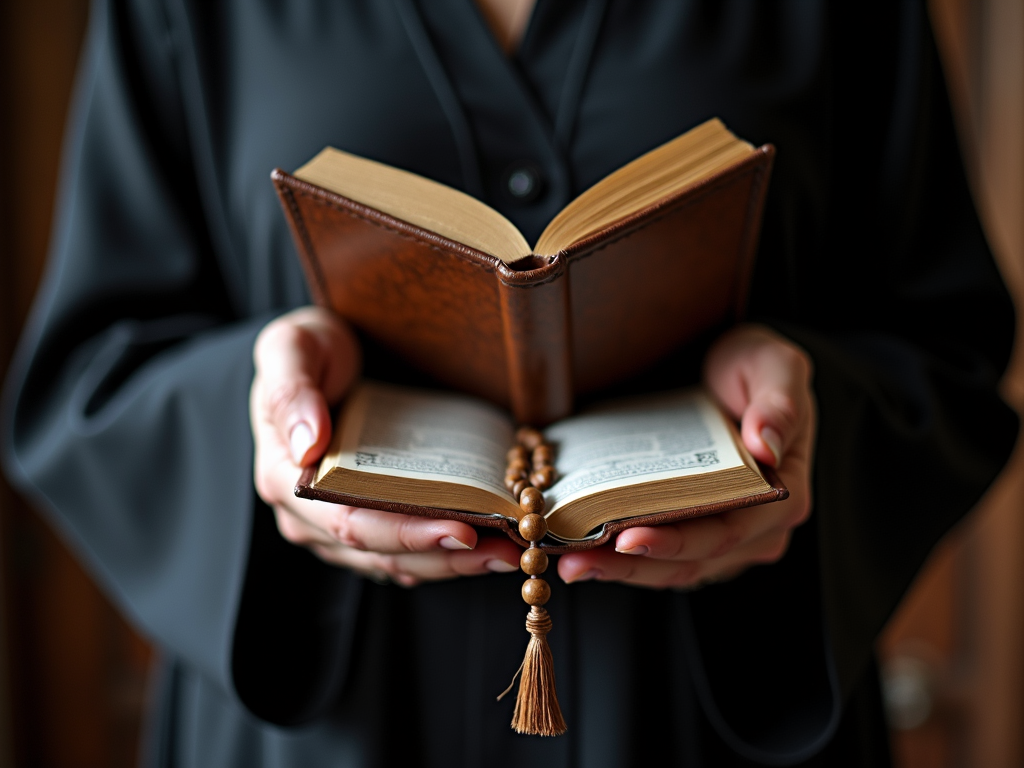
(503, 163), (544, 203)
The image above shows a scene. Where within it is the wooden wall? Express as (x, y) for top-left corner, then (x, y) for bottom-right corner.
(0, 1), (1020, 766)
(0, 1), (152, 767)
(880, 1), (1024, 766)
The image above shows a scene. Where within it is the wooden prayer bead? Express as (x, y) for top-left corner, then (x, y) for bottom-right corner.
(507, 457), (529, 475)
(512, 479), (529, 500)
(504, 474), (520, 492)
(522, 577), (551, 606)
(530, 466), (555, 490)
(519, 511), (547, 541)
(520, 548), (548, 575)
(531, 445), (554, 467)
(506, 445), (529, 463)
(515, 426), (544, 451)
(519, 488), (545, 517)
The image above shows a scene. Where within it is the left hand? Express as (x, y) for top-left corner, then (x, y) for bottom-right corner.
(557, 324), (816, 589)
(251, 307), (522, 586)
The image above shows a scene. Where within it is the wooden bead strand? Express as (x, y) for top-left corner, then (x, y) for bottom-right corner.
(496, 427), (566, 737)
(519, 514), (551, 608)
(504, 429), (557, 501)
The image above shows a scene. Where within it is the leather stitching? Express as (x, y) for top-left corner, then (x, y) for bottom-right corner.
(279, 185), (332, 303)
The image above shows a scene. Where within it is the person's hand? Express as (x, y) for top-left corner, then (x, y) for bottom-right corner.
(250, 307), (521, 586)
(557, 324), (815, 589)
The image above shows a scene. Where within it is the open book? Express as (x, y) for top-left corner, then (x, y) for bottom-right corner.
(273, 119), (774, 426)
(297, 382), (787, 550)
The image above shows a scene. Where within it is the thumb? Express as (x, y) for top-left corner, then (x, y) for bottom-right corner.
(254, 310), (360, 466)
(740, 390), (800, 468)
(737, 346), (812, 468)
(271, 382), (332, 467)
(704, 327), (812, 469)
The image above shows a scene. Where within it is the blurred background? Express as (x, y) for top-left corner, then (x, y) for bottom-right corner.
(0, 1), (1021, 766)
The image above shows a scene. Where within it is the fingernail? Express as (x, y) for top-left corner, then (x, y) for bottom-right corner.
(440, 535), (474, 550)
(289, 422), (315, 464)
(615, 545), (649, 556)
(485, 559), (518, 573)
(568, 568), (601, 583)
(760, 426), (782, 466)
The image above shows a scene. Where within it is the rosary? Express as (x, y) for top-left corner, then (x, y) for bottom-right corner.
(496, 426), (566, 736)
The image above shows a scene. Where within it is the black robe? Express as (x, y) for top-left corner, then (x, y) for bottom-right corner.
(2, 1), (1017, 766)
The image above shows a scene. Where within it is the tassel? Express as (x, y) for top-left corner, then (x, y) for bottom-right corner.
(499, 428), (566, 736)
(508, 606), (566, 735)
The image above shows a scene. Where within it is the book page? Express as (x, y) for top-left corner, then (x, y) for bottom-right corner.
(533, 118), (754, 255)
(294, 149), (531, 264)
(320, 382), (514, 497)
(543, 390), (746, 515)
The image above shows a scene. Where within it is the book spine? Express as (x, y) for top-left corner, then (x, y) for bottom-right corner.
(497, 259), (574, 426)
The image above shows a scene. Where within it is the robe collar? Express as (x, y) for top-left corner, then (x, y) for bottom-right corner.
(394, 0), (607, 244)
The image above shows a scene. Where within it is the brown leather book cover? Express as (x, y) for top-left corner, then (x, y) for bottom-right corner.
(294, 463), (788, 553)
(272, 144), (774, 426)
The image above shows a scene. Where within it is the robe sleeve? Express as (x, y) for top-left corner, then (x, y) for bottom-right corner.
(0, 0), (360, 726)
(682, 3), (1019, 763)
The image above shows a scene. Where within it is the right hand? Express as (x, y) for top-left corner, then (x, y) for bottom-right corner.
(250, 307), (521, 586)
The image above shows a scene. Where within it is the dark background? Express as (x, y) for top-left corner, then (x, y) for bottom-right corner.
(0, 1), (1021, 766)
